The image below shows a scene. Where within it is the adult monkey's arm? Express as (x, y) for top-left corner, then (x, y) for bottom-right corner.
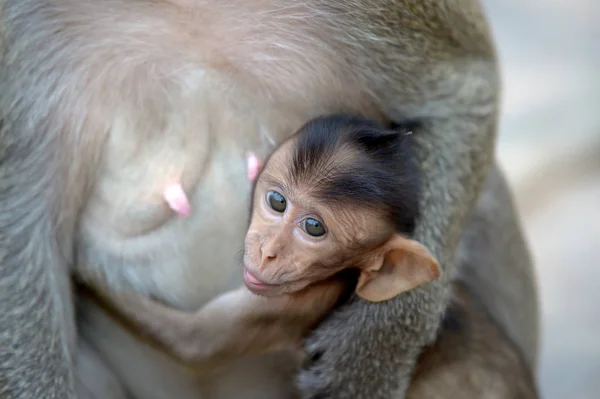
(297, 1), (500, 397)
(0, 2), (102, 397)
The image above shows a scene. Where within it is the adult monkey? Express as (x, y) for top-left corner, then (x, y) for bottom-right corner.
(0, 1), (534, 399)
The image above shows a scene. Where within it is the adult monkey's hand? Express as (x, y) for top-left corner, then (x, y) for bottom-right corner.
(296, 1), (499, 397)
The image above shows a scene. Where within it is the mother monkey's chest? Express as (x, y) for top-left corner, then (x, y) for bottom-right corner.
(75, 1), (387, 311)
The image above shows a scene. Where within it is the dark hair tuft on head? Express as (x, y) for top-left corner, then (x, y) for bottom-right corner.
(291, 114), (421, 234)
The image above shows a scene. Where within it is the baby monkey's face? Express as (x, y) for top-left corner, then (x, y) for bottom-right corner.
(242, 121), (441, 301)
(242, 142), (390, 297)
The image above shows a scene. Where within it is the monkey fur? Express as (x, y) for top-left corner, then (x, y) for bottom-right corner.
(0, 1), (538, 398)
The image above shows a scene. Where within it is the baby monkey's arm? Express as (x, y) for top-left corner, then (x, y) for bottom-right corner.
(86, 279), (345, 371)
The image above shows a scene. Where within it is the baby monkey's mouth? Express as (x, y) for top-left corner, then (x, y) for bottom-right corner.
(243, 266), (309, 297)
(243, 267), (281, 294)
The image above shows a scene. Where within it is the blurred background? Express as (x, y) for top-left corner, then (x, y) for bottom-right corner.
(481, 0), (599, 398)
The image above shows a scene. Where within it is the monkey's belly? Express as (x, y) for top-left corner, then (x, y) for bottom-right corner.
(77, 143), (253, 309)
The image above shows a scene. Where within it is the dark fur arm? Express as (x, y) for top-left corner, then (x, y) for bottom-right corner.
(297, 2), (500, 397)
(0, 3), (103, 397)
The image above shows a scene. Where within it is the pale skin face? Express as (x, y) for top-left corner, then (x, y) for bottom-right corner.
(243, 140), (441, 302)
(244, 146), (378, 296)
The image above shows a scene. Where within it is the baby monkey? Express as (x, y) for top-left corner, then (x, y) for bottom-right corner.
(92, 115), (440, 370)
(243, 115), (439, 300)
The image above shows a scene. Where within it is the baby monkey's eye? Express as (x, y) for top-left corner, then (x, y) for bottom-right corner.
(266, 191), (286, 212)
(304, 218), (326, 237)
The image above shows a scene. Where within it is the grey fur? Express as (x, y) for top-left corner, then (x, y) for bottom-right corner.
(0, 1), (536, 398)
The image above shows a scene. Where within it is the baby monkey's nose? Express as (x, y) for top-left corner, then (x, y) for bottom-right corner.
(259, 242), (280, 270)
(260, 251), (276, 269)
(260, 234), (286, 269)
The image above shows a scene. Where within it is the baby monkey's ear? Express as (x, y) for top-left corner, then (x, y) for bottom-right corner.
(355, 235), (440, 302)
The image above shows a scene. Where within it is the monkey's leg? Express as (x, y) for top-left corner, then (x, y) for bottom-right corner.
(453, 165), (540, 371)
(406, 284), (539, 399)
(407, 165), (539, 398)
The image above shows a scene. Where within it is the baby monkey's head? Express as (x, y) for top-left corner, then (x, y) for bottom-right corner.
(243, 115), (440, 302)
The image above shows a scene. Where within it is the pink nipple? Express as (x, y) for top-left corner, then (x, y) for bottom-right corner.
(164, 183), (191, 217)
(247, 152), (264, 183)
